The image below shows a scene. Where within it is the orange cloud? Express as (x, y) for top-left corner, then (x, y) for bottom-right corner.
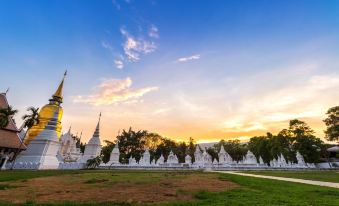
(73, 77), (158, 106)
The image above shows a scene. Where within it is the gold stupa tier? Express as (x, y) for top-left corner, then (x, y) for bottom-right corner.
(24, 71), (66, 145)
(24, 105), (63, 144)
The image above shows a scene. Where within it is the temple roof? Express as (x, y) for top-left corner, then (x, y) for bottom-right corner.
(0, 93), (26, 149)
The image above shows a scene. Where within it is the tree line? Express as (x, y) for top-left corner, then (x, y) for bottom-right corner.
(99, 106), (338, 165)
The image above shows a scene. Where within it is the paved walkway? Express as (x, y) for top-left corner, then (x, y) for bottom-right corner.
(211, 171), (339, 189)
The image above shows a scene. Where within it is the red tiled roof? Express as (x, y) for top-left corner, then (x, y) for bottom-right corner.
(0, 93), (26, 149)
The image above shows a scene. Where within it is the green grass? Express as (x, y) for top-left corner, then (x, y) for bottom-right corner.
(244, 170), (339, 183)
(161, 173), (339, 206)
(0, 170), (84, 182)
(0, 170), (338, 206)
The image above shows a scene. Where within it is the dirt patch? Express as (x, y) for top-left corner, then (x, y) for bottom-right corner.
(0, 172), (237, 204)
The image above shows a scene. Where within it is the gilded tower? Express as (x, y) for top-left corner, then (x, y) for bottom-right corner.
(24, 72), (66, 145)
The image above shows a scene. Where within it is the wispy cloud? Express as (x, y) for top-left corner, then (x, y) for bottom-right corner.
(121, 27), (157, 62)
(73, 77), (158, 106)
(177, 54), (201, 62)
(114, 59), (124, 69)
(149, 25), (159, 38)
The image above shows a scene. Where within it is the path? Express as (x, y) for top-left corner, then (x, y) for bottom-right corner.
(211, 171), (339, 189)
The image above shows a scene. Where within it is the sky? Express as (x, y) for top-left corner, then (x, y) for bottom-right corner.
(0, 0), (338, 144)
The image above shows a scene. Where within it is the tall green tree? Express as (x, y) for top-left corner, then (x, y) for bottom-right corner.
(286, 119), (323, 163)
(248, 133), (272, 164)
(293, 135), (323, 163)
(175, 141), (188, 163)
(288, 119), (315, 137)
(155, 138), (177, 161)
(323, 106), (339, 142)
(272, 131), (295, 162)
(143, 133), (164, 161)
(116, 128), (148, 163)
(187, 137), (196, 163)
(0, 106), (18, 129)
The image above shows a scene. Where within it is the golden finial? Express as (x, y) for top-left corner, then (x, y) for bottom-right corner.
(52, 71), (67, 102)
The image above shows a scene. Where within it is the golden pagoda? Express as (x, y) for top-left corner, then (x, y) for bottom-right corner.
(24, 71), (66, 145)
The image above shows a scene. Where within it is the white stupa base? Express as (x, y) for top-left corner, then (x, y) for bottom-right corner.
(13, 139), (60, 170)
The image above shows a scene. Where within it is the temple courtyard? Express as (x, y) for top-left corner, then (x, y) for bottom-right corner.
(0, 170), (338, 205)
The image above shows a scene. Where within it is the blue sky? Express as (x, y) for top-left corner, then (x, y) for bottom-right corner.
(0, 0), (339, 143)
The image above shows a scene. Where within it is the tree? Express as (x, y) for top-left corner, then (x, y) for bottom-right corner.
(206, 147), (218, 162)
(248, 134), (272, 164)
(143, 133), (165, 161)
(187, 137), (196, 163)
(175, 141), (188, 163)
(10, 107), (39, 169)
(155, 138), (177, 161)
(271, 131), (295, 162)
(221, 140), (247, 162)
(21, 107), (40, 131)
(288, 119), (315, 138)
(116, 128), (148, 163)
(86, 156), (102, 169)
(101, 140), (115, 163)
(323, 106), (339, 142)
(0, 106), (18, 129)
(277, 119), (323, 163)
(293, 135), (323, 163)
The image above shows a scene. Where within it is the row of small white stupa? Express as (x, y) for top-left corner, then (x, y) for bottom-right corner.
(9, 108), (314, 170)
(101, 142), (314, 169)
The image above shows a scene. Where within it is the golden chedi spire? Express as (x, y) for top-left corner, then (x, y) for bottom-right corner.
(24, 71), (67, 145)
(51, 70), (67, 104)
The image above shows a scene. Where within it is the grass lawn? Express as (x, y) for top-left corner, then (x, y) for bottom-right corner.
(0, 170), (337, 206)
(244, 170), (339, 183)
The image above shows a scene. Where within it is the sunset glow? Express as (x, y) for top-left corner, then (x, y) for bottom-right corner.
(0, 0), (338, 144)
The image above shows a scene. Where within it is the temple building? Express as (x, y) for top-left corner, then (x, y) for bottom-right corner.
(58, 127), (82, 162)
(0, 92), (26, 169)
(24, 72), (66, 145)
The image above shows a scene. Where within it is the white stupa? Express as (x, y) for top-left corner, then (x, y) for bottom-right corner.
(296, 151), (306, 167)
(185, 154), (192, 164)
(242, 150), (257, 165)
(13, 109), (61, 170)
(194, 146), (203, 165)
(167, 150), (179, 164)
(140, 149), (151, 166)
(80, 113), (102, 163)
(106, 142), (120, 165)
(156, 154), (164, 165)
(218, 145), (233, 164)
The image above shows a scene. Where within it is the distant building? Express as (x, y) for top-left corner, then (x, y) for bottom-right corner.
(0, 92), (26, 169)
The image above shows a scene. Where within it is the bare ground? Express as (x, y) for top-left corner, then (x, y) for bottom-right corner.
(0, 172), (238, 204)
